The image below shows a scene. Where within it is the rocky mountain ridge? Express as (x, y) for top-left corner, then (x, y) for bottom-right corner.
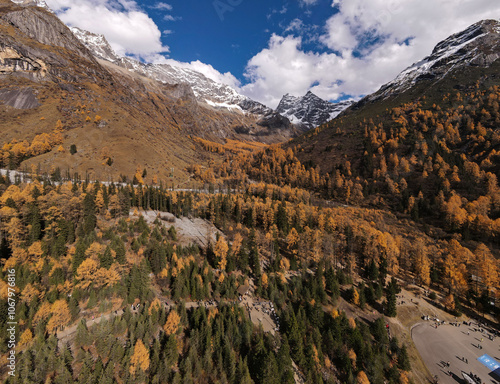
(70, 27), (270, 113)
(276, 91), (353, 130)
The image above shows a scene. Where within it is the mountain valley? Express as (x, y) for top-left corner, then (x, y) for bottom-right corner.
(0, 2), (498, 384)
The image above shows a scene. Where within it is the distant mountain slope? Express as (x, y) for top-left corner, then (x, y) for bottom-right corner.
(276, 91), (353, 130)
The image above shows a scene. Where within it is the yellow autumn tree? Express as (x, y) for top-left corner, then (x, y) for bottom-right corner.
(148, 298), (162, 315)
(33, 301), (52, 326)
(94, 265), (121, 288)
(21, 283), (40, 304)
(28, 241), (44, 261)
(163, 310), (181, 336)
(475, 244), (499, 291)
(352, 288), (360, 306)
(18, 329), (33, 350)
(286, 227), (299, 256)
(85, 242), (105, 260)
(442, 294), (455, 312)
(232, 233), (243, 256)
(5, 217), (25, 248)
(134, 165), (144, 185)
(214, 236), (228, 271)
(76, 258), (99, 289)
(46, 299), (71, 333)
(356, 371), (370, 384)
(95, 190), (105, 214)
(129, 339), (150, 375)
(262, 273), (269, 289)
(413, 240), (430, 286)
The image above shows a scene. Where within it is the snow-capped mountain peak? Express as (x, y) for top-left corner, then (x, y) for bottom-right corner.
(10, 0), (52, 12)
(276, 91), (353, 130)
(70, 27), (119, 63)
(372, 19), (500, 101)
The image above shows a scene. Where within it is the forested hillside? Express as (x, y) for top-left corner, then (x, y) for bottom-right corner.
(0, 151), (496, 383)
(0, 172), (428, 384)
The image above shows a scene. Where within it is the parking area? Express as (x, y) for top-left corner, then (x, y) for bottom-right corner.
(412, 320), (499, 383)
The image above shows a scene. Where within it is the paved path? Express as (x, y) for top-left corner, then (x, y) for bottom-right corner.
(412, 321), (500, 383)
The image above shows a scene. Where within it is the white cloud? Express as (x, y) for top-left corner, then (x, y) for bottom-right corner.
(240, 0), (500, 107)
(300, 0), (318, 6)
(241, 34), (349, 107)
(46, 0), (169, 57)
(151, 2), (172, 11)
(163, 14), (181, 21)
(284, 18), (305, 33)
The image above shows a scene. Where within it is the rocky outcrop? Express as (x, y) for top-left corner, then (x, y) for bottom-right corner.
(3, 7), (95, 62)
(0, 87), (40, 109)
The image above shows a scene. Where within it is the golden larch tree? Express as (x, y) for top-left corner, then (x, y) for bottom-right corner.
(129, 339), (150, 375)
(47, 299), (71, 333)
(214, 236), (228, 271)
(76, 258), (99, 289)
(163, 310), (181, 336)
(356, 371), (370, 384)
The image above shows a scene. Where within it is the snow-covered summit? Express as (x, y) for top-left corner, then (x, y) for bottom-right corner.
(276, 91), (353, 130)
(70, 27), (118, 63)
(10, 0), (52, 12)
(371, 19), (500, 101)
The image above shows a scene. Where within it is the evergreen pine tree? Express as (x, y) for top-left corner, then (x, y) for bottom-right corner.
(398, 344), (411, 371)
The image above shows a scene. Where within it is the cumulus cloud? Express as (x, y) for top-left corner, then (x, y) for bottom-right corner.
(241, 0), (500, 107)
(241, 34), (349, 107)
(46, 0), (169, 58)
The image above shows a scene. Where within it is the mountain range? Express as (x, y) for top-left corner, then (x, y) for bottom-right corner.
(69, 26), (350, 131)
(1, 0), (500, 187)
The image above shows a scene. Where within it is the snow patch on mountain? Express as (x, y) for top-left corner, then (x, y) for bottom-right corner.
(205, 99), (244, 112)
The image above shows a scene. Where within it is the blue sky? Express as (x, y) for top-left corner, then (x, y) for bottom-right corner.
(46, 0), (500, 107)
(144, 0), (334, 82)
